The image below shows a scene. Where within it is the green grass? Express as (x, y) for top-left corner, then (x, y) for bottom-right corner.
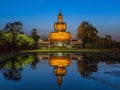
(0, 49), (120, 61)
(20, 49), (93, 53)
(20, 49), (120, 54)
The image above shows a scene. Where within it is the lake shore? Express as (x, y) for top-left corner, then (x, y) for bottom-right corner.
(20, 49), (120, 54)
(0, 49), (120, 61)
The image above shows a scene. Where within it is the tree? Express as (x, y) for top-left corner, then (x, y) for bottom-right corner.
(105, 35), (112, 42)
(92, 37), (106, 49)
(16, 34), (35, 50)
(31, 28), (40, 42)
(104, 35), (113, 49)
(4, 21), (23, 33)
(0, 30), (6, 53)
(31, 28), (40, 48)
(3, 21), (23, 51)
(77, 21), (99, 46)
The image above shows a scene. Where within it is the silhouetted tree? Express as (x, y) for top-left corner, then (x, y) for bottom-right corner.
(92, 37), (106, 49)
(4, 21), (23, 33)
(104, 35), (113, 49)
(31, 28), (40, 48)
(31, 28), (40, 42)
(3, 21), (23, 51)
(77, 21), (99, 47)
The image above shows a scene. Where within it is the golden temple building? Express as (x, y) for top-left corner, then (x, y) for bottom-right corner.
(38, 12), (83, 49)
(48, 12), (72, 49)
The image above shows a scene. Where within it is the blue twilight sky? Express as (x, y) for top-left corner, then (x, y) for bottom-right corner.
(0, 0), (120, 40)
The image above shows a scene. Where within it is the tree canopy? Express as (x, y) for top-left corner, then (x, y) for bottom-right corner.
(31, 28), (40, 42)
(77, 21), (99, 44)
(4, 21), (23, 33)
(0, 21), (36, 53)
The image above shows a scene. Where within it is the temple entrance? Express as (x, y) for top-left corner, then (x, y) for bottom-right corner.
(50, 41), (71, 49)
(58, 42), (63, 46)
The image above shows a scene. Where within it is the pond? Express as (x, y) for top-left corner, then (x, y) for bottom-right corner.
(0, 53), (120, 90)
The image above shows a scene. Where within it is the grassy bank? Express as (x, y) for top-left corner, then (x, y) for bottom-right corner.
(0, 49), (120, 61)
(20, 49), (120, 54)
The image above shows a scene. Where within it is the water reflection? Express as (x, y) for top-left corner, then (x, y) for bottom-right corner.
(49, 53), (71, 86)
(0, 53), (120, 89)
(0, 55), (36, 81)
(77, 59), (98, 77)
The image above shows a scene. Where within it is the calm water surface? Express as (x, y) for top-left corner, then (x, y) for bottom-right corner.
(0, 53), (120, 90)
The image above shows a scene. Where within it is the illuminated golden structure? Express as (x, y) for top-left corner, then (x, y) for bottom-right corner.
(49, 53), (71, 86)
(48, 12), (72, 49)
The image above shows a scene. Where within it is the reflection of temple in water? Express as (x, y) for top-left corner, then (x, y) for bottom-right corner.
(49, 53), (71, 86)
(0, 53), (120, 87)
(37, 53), (84, 86)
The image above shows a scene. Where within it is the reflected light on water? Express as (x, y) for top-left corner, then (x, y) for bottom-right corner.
(0, 53), (120, 90)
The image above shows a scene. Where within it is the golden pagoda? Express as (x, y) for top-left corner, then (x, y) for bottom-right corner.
(48, 12), (72, 49)
(49, 53), (71, 86)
